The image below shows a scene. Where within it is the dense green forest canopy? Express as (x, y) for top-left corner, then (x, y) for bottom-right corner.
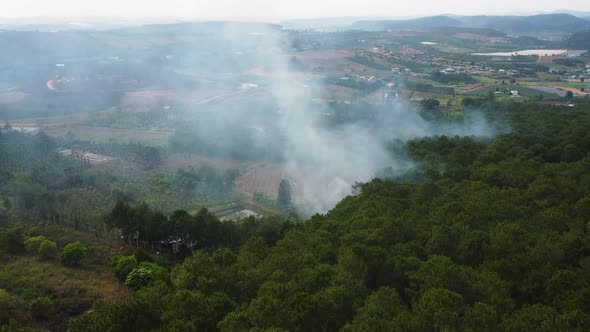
(2, 101), (590, 330)
(71, 103), (590, 331)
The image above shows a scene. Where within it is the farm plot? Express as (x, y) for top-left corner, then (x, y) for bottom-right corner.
(236, 164), (290, 199)
(44, 125), (173, 146)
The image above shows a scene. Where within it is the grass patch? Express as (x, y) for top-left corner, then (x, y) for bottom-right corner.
(0, 224), (128, 330)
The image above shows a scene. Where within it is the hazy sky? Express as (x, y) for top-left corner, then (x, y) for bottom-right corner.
(0, 0), (588, 20)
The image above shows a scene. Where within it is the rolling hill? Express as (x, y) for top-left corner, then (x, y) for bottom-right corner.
(351, 15), (462, 31)
(352, 14), (590, 36)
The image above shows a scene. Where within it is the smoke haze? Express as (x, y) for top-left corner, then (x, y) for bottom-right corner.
(212, 24), (497, 215)
(0, 21), (501, 216)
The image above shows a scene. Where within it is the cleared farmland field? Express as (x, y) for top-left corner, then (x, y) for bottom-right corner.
(162, 153), (251, 171)
(163, 154), (304, 203)
(44, 125), (173, 146)
(236, 164), (290, 199)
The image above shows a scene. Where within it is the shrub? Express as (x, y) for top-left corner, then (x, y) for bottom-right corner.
(420, 98), (441, 110)
(125, 262), (167, 290)
(0, 289), (13, 324)
(25, 235), (47, 254)
(0, 229), (24, 254)
(60, 241), (87, 266)
(58, 287), (91, 316)
(133, 247), (153, 262)
(30, 296), (53, 319)
(112, 255), (138, 281)
(38, 240), (58, 260)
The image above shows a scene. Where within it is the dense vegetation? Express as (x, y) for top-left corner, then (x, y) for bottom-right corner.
(105, 202), (291, 252)
(429, 72), (477, 85)
(567, 29), (590, 50)
(55, 103), (590, 331)
(326, 77), (384, 93)
(405, 80), (455, 95)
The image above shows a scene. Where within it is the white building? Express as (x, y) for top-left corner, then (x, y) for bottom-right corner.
(240, 83), (259, 90)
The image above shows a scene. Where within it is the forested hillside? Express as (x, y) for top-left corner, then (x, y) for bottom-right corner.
(2, 6), (590, 331)
(60, 102), (590, 331)
(567, 29), (590, 50)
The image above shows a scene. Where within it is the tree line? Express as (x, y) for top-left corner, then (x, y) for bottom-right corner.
(105, 202), (294, 254)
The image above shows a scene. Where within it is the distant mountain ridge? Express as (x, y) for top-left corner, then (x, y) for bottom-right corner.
(352, 15), (461, 31)
(544, 10), (590, 17)
(114, 21), (283, 35)
(351, 14), (590, 36)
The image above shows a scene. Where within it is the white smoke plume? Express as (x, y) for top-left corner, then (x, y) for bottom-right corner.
(211, 23), (497, 215)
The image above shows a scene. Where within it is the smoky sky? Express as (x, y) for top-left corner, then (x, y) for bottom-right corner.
(0, 0), (588, 20)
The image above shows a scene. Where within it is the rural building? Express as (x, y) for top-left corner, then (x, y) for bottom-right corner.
(0, 125), (41, 135)
(214, 203), (265, 220)
(57, 149), (115, 165)
(536, 101), (575, 107)
(240, 83), (259, 90)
